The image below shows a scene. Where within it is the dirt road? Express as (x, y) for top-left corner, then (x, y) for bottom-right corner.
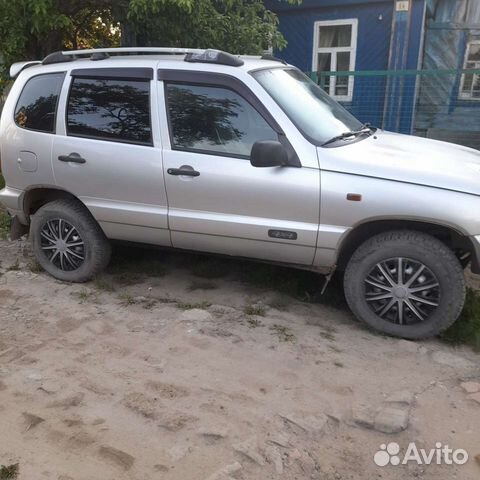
(0, 238), (479, 480)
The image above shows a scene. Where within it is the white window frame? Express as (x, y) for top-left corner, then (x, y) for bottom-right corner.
(312, 18), (358, 102)
(459, 40), (480, 101)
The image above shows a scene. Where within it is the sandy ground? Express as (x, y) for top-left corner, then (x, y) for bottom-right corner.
(0, 238), (479, 480)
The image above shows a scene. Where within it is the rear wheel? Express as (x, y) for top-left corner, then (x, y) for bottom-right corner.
(31, 199), (111, 282)
(344, 230), (465, 339)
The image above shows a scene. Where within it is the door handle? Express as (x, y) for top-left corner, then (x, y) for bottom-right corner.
(167, 167), (200, 177)
(58, 153), (86, 164)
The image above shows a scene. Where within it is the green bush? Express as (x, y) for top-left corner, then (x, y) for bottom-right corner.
(0, 173), (8, 239)
(441, 288), (480, 352)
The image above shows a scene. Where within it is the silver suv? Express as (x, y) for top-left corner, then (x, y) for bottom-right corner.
(1, 47), (480, 339)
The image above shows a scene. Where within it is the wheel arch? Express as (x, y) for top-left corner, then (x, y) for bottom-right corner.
(336, 219), (477, 272)
(23, 186), (86, 221)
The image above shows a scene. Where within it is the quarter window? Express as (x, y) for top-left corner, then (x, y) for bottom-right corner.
(67, 77), (152, 145)
(166, 83), (277, 158)
(460, 41), (480, 100)
(312, 19), (358, 101)
(14, 73), (65, 133)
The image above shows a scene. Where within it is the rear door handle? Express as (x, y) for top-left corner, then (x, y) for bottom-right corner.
(167, 168), (200, 177)
(58, 153), (86, 164)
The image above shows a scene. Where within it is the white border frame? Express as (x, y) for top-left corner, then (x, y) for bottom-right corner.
(312, 18), (358, 102)
(459, 40), (480, 101)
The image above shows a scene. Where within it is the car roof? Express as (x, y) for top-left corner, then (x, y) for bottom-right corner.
(12, 50), (287, 79)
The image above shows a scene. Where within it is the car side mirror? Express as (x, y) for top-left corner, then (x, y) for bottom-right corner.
(250, 140), (289, 168)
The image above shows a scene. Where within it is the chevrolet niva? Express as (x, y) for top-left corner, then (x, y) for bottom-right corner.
(1, 48), (479, 339)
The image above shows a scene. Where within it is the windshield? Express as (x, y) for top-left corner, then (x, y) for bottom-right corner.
(252, 67), (364, 145)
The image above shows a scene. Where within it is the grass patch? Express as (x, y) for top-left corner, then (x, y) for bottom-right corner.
(141, 261), (167, 278)
(247, 317), (263, 328)
(320, 326), (337, 342)
(118, 293), (136, 306)
(27, 259), (43, 273)
(142, 298), (159, 310)
(113, 271), (143, 286)
(0, 208), (9, 241)
(0, 174), (8, 241)
(188, 280), (217, 291)
(0, 464), (19, 480)
(267, 296), (290, 311)
(6, 260), (20, 272)
(270, 324), (296, 343)
(93, 276), (116, 292)
(177, 300), (212, 310)
(441, 288), (480, 352)
(191, 258), (231, 279)
(71, 289), (96, 304)
(243, 304), (266, 317)
(238, 262), (347, 309)
(106, 246), (168, 282)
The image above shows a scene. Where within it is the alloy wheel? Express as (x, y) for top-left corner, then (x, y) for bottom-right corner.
(40, 219), (85, 272)
(364, 257), (440, 325)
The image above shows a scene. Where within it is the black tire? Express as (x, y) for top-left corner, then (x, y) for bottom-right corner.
(344, 230), (465, 339)
(31, 199), (111, 282)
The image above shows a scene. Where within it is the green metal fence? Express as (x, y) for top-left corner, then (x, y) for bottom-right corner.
(307, 69), (480, 150)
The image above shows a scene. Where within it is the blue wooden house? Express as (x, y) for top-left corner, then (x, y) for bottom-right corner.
(266, 0), (480, 148)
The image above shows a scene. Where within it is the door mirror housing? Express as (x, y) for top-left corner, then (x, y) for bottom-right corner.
(250, 140), (290, 168)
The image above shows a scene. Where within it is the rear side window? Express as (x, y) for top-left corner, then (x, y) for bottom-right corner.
(14, 73), (65, 133)
(166, 83), (277, 158)
(67, 77), (152, 145)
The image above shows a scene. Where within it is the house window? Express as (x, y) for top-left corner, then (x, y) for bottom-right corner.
(312, 19), (358, 101)
(460, 41), (480, 100)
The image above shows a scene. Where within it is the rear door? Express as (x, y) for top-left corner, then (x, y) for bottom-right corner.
(160, 71), (320, 266)
(52, 68), (170, 246)
(3, 72), (66, 191)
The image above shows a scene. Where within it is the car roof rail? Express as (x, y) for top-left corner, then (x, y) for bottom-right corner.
(41, 47), (244, 67)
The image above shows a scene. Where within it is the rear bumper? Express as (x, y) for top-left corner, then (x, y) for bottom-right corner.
(0, 186), (27, 224)
(471, 235), (480, 274)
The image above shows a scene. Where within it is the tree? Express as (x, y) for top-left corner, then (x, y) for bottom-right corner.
(0, 0), (299, 92)
(126, 0), (299, 54)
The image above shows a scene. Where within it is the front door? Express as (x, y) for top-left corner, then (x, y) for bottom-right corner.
(161, 78), (320, 266)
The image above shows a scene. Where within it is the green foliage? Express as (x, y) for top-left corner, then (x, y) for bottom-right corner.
(441, 288), (480, 352)
(0, 464), (19, 480)
(128, 0), (300, 54)
(0, 174), (8, 240)
(0, 0), (300, 94)
(0, 208), (9, 240)
(244, 304), (266, 316)
(0, 0), (120, 92)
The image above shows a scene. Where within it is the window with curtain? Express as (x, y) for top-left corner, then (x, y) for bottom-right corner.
(460, 41), (480, 100)
(313, 19), (358, 101)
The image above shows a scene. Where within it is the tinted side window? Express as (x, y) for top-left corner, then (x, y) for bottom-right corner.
(15, 73), (65, 133)
(67, 77), (152, 145)
(166, 83), (277, 157)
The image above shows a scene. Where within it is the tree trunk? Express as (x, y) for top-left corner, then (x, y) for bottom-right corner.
(120, 21), (137, 47)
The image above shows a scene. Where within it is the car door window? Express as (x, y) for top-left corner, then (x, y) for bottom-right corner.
(166, 83), (277, 158)
(67, 77), (152, 145)
(14, 73), (65, 133)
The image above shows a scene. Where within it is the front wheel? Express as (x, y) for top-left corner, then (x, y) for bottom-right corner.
(344, 230), (465, 339)
(31, 199), (111, 282)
